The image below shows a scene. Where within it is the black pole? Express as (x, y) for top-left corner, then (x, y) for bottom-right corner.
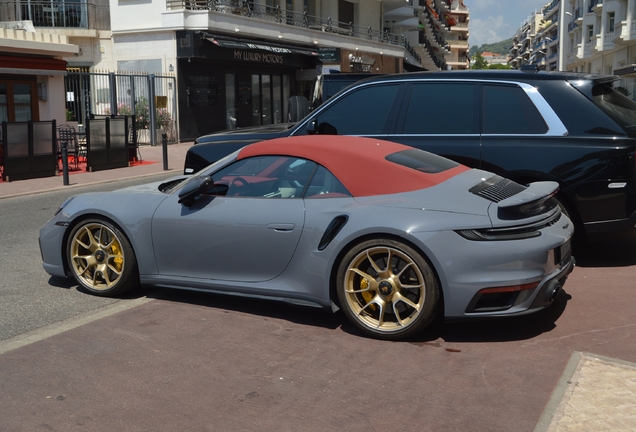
(61, 141), (69, 186)
(162, 132), (168, 171)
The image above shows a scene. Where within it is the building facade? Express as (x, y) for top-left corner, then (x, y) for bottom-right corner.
(564, 0), (636, 96)
(2, 0), (472, 140)
(510, 0), (636, 98)
(0, 21), (78, 125)
(108, 0), (461, 140)
(444, 0), (469, 69)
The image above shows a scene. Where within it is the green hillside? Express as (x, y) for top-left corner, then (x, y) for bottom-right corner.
(468, 39), (513, 57)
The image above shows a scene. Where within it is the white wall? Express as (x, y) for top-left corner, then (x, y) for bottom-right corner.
(113, 32), (176, 73)
(37, 75), (66, 125)
(109, 0), (167, 32)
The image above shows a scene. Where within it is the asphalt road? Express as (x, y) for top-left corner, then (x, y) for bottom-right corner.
(0, 172), (175, 341)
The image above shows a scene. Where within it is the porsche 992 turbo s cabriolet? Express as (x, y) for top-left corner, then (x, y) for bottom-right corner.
(40, 136), (575, 340)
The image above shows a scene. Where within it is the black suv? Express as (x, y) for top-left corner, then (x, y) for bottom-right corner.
(185, 69), (636, 239)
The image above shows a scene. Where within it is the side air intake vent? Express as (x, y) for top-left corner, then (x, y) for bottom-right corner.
(470, 176), (527, 203)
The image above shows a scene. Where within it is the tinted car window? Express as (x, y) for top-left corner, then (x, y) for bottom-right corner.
(386, 149), (460, 173)
(591, 83), (636, 131)
(310, 84), (401, 135)
(482, 84), (548, 134)
(403, 83), (477, 134)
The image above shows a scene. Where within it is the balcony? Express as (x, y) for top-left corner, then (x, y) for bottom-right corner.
(589, 0), (602, 14)
(574, 7), (583, 21)
(568, 21), (579, 33)
(166, 0), (420, 64)
(0, 0), (110, 30)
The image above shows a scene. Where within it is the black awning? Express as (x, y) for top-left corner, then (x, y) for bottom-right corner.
(203, 34), (318, 57)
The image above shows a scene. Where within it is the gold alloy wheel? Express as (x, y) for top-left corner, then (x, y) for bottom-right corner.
(69, 222), (126, 291)
(343, 246), (426, 332)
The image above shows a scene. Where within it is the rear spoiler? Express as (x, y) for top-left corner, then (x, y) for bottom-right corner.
(497, 181), (559, 217)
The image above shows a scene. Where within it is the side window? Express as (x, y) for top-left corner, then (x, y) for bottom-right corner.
(307, 84), (401, 135)
(403, 83), (476, 134)
(304, 165), (352, 198)
(212, 155), (316, 198)
(482, 84), (548, 134)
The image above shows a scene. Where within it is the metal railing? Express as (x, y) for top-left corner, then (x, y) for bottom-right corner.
(65, 71), (178, 144)
(0, 0), (110, 30)
(166, 0), (421, 64)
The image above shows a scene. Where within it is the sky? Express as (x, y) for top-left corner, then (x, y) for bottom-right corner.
(465, 0), (549, 49)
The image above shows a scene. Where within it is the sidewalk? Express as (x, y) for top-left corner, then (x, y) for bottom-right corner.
(0, 141), (193, 200)
(537, 352), (636, 431)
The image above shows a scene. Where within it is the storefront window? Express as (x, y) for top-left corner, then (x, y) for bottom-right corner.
(252, 74), (261, 126)
(272, 75), (282, 124)
(225, 73), (236, 130)
(0, 84), (7, 122)
(262, 75), (272, 125)
(282, 75), (290, 122)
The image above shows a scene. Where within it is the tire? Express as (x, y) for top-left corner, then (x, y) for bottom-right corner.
(66, 218), (139, 297)
(336, 238), (440, 340)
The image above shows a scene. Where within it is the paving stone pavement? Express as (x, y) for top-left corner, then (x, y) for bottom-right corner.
(537, 352), (636, 431)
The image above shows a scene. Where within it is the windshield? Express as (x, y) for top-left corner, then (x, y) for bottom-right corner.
(591, 83), (636, 130)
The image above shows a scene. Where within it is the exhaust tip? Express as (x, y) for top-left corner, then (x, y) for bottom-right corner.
(548, 281), (562, 302)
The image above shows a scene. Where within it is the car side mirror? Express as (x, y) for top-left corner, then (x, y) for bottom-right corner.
(307, 119), (317, 135)
(178, 175), (214, 206)
(208, 183), (229, 196)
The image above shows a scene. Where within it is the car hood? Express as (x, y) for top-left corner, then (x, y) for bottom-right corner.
(59, 179), (179, 223)
(195, 123), (296, 144)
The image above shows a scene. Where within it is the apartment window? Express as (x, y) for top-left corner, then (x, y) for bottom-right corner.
(303, 0), (315, 15)
(338, 0), (354, 25)
(587, 25), (594, 42)
(608, 12), (615, 32)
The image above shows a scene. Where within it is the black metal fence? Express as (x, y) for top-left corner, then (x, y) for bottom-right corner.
(85, 116), (131, 172)
(1, 120), (56, 182)
(64, 71), (178, 145)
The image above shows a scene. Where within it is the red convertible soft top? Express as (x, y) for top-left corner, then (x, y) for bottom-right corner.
(237, 136), (469, 197)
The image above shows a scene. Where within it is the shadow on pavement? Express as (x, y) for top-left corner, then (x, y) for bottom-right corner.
(410, 289), (571, 344)
(143, 284), (572, 344)
(573, 236), (636, 268)
(146, 287), (343, 331)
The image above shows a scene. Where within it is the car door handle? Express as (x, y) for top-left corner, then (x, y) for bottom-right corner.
(266, 223), (295, 231)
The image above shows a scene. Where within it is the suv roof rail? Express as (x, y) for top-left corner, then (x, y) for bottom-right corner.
(520, 64), (539, 73)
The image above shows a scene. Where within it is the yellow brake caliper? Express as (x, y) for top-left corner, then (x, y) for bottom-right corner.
(110, 240), (123, 272)
(360, 278), (377, 310)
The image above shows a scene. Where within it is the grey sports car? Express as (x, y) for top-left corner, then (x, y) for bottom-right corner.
(40, 136), (575, 340)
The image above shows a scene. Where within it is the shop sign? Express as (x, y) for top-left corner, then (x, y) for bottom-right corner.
(348, 53), (375, 72)
(233, 50), (284, 64)
(318, 47), (340, 63)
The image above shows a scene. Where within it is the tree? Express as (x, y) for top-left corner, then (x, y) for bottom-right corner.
(487, 63), (512, 70)
(471, 52), (489, 70)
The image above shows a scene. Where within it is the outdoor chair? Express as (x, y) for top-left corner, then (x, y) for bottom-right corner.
(57, 125), (80, 170)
